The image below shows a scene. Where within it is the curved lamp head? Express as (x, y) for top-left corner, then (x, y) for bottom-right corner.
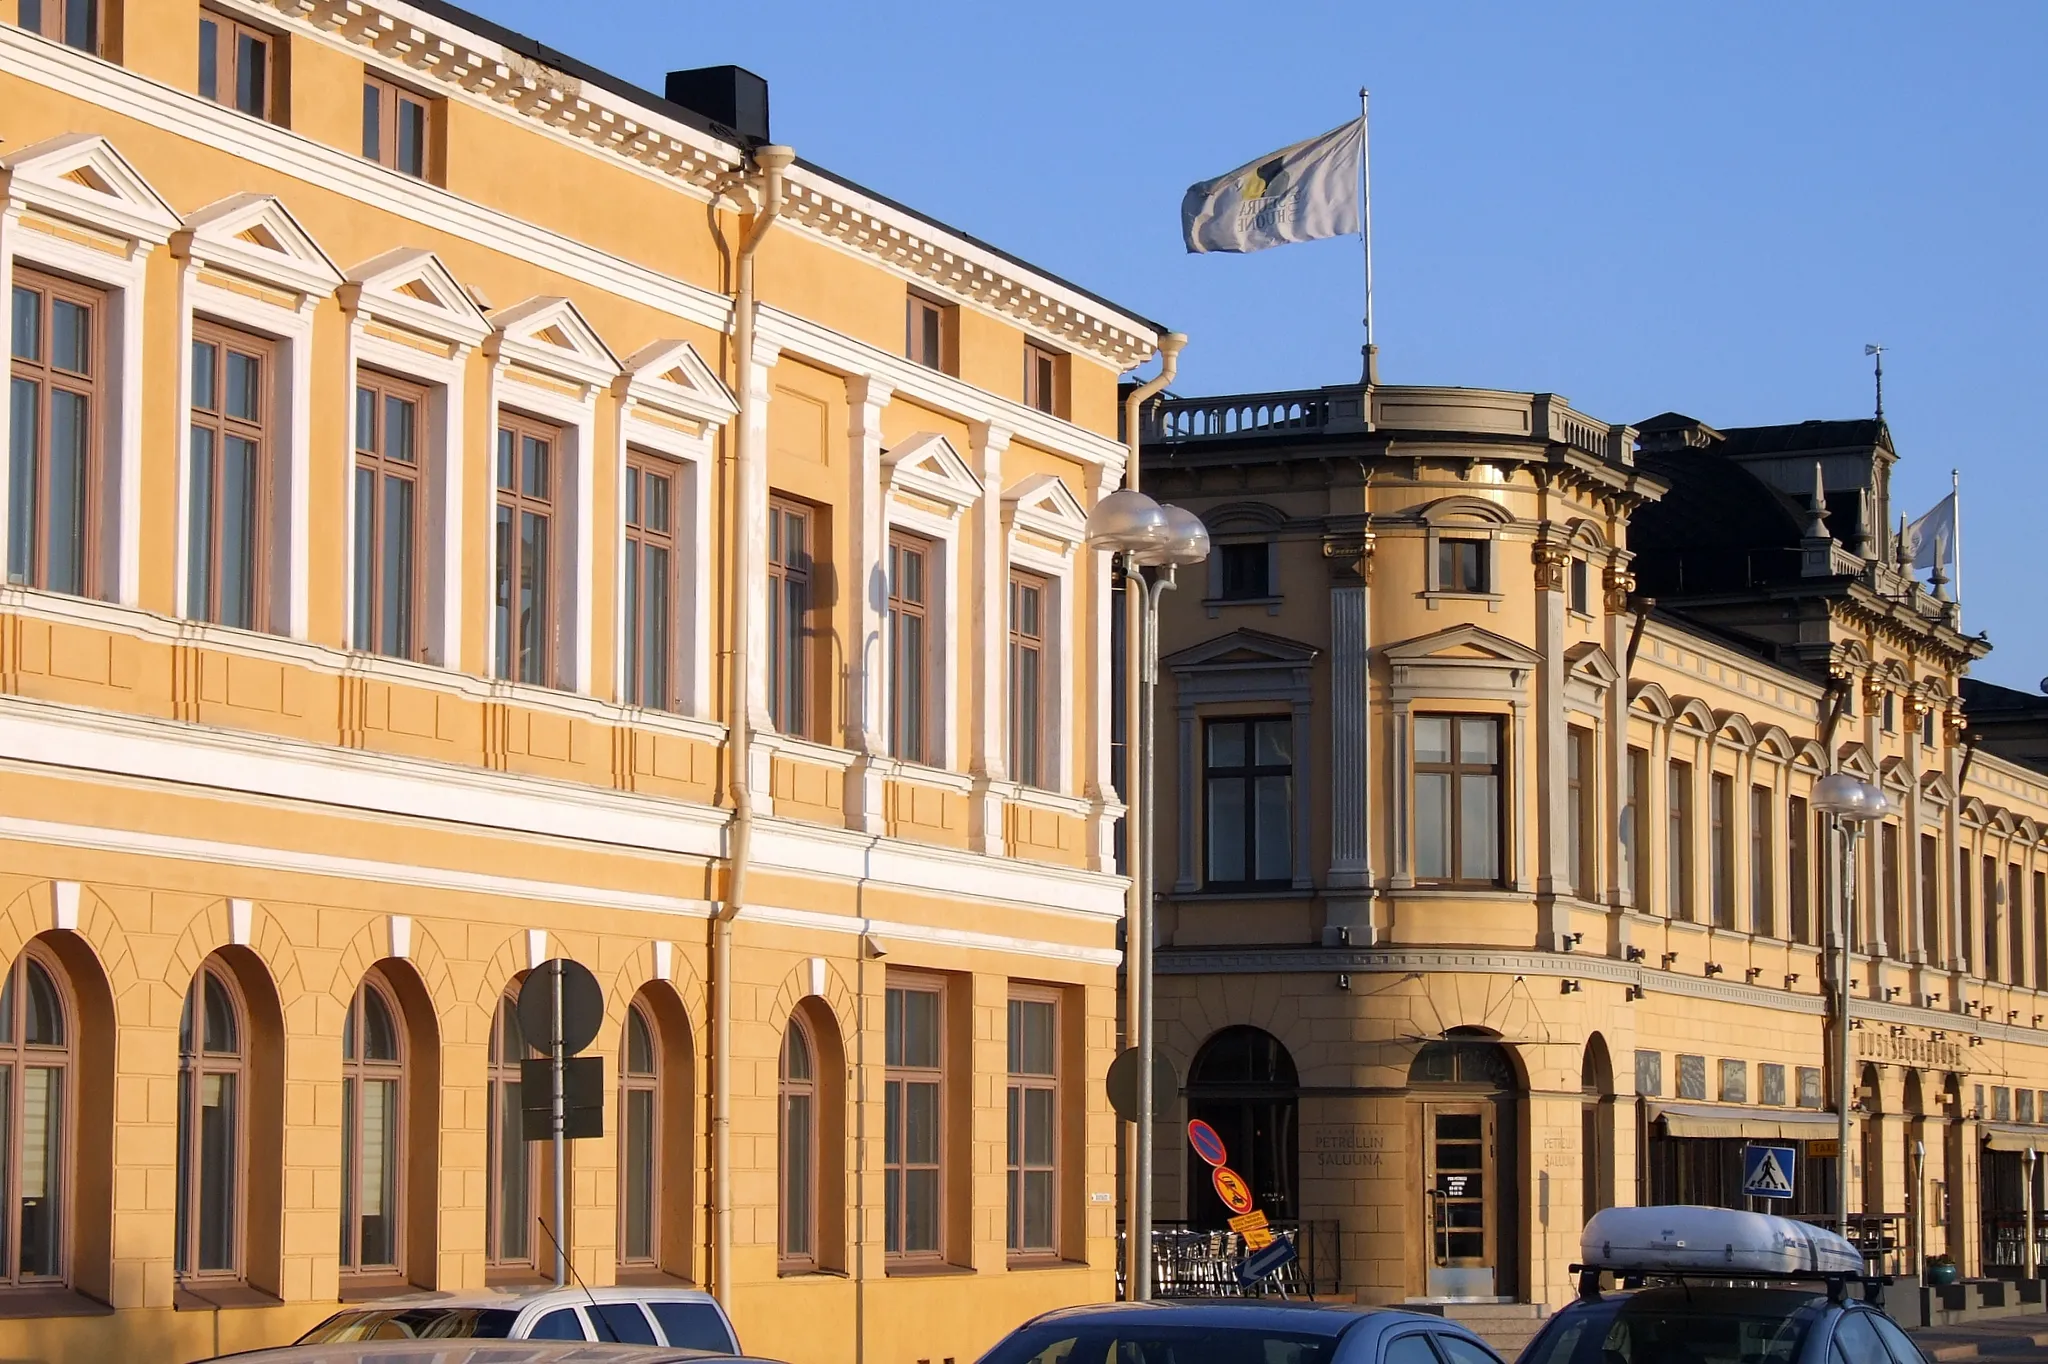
(1085, 488), (1171, 554)
(1134, 504), (1211, 568)
(1811, 772), (1890, 822)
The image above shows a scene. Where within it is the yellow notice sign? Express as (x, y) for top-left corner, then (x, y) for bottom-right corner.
(1807, 1139), (1841, 1159)
(1229, 1210), (1270, 1236)
(1244, 1227), (1276, 1250)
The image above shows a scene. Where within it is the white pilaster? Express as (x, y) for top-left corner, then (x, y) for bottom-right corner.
(1083, 464), (1123, 872)
(967, 421), (1013, 853)
(844, 374), (893, 833)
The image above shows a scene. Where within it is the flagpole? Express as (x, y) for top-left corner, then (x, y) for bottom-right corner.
(1951, 468), (1963, 629)
(1359, 87), (1375, 385)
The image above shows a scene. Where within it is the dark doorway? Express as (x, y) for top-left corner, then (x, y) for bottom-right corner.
(1185, 1026), (1298, 1229)
(1409, 1031), (1521, 1300)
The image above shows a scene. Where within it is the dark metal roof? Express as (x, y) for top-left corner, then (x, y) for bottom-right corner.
(1712, 418), (1893, 458)
(399, 0), (1166, 338)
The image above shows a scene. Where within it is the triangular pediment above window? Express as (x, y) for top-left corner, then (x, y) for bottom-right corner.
(344, 247), (494, 349)
(490, 295), (622, 390)
(1164, 627), (1320, 673)
(883, 432), (981, 516)
(178, 193), (342, 301)
(1383, 624), (1542, 667)
(1837, 743), (1878, 781)
(1920, 769), (1954, 803)
(621, 339), (737, 427)
(1565, 642), (1619, 686)
(1002, 473), (1088, 553)
(0, 133), (179, 247)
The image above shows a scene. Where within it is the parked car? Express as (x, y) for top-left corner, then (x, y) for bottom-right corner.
(975, 1300), (1509, 1364)
(293, 1285), (741, 1352)
(1519, 1207), (1929, 1364)
(226, 1345), (741, 1364)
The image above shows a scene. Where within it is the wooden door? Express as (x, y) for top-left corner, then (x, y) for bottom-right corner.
(1424, 1101), (1497, 1296)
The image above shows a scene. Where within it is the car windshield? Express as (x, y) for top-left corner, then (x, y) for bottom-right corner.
(980, 1322), (1336, 1364)
(296, 1306), (520, 1343)
(1527, 1293), (1825, 1364)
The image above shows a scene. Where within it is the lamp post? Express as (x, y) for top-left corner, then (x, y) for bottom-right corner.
(1811, 771), (1890, 1238)
(1087, 488), (1209, 1301)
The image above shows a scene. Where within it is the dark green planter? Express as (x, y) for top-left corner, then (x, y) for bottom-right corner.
(1929, 1262), (1960, 1286)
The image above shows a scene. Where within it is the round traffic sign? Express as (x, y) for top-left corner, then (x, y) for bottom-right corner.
(1104, 1047), (1178, 1123)
(1212, 1164), (1254, 1215)
(1187, 1119), (1228, 1168)
(517, 958), (605, 1056)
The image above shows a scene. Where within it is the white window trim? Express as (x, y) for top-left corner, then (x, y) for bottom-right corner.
(339, 248), (492, 670)
(174, 229), (337, 638)
(1002, 474), (1087, 796)
(0, 135), (179, 608)
(484, 297), (623, 695)
(884, 498), (962, 770)
(616, 410), (713, 719)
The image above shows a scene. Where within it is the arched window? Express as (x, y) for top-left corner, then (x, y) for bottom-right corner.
(779, 1012), (817, 1272)
(341, 971), (405, 1278)
(177, 962), (245, 1282)
(0, 948), (71, 1284)
(618, 1001), (659, 1267)
(1187, 1025), (1298, 1228)
(487, 987), (538, 1271)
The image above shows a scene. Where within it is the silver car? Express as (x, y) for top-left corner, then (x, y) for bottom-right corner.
(293, 1286), (741, 1352)
(228, 1345), (748, 1364)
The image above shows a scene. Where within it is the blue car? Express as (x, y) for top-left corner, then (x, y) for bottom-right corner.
(975, 1301), (1511, 1364)
(1517, 1284), (1928, 1364)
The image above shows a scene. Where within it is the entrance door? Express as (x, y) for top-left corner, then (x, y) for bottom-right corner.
(1424, 1101), (1497, 1298)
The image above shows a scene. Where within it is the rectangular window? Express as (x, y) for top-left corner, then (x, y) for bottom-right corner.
(766, 498), (812, 738)
(1414, 715), (1503, 886)
(1566, 727), (1594, 898)
(884, 976), (944, 1262)
(493, 413), (558, 685)
(198, 11), (276, 120)
(1790, 797), (1813, 945)
(1626, 747), (1650, 909)
(363, 74), (432, 179)
(1960, 859), (1974, 974)
(352, 372), (423, 659)
(906, 294), (951, 373)
(1921, 832), (1942, 964)
(1204, 717), (1293, 888)
(1751, 785), (1774, 937)
(1922, 711), (1936, 748)
(1023, 343), (1062, 416)
(1881, 824), (1903, 956)
(1006, 992), (1058, 1258)
(8, 271), (100, 598)
(2035, 870), (2047, 993)
(1217, 542), (1270, 600)
(1437, 537), (1488, 593)
(1569, 557), (1591, 615)
(1009, 569), (1047, 787)
(887, 531), (931, 763)
(1709, 773), (1734, 928)
(623, 452), (677, 709)
(188, 321), (273, 631)
(1984, 855), (2000, 981)
(1882, 693), (1896, 733)
(18, 0), (97, 53)
(2011, 863), (2027, 988)
(1667, 762), (1694, 919)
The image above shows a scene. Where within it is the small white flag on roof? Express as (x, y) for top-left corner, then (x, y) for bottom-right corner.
(1181, 118), (1364, 255)
(1903, 491), (1957, 572)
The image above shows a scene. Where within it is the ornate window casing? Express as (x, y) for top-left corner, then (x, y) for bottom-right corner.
(879, 432), (980, 771)
(1417, 495), (1512, 612)
(617, 1000), (660, 1270)
(340, 971), (407, 1285)
(778, 1010), (819, 1274)
(0, 135), (179, 608)
(483, 295), (622, 695)
(614, 339), (732, 719)
(1165, 628), (1319, 896)
(1383, 624), (1537, 892)
(1199, 503), (1285, 617)
(0, 945), (75, 1289)
(175, 960), (248, 1288)
(339, 248), (492, 669)
(171, 193), (341, 641)
(1000, 474), (1087, 795)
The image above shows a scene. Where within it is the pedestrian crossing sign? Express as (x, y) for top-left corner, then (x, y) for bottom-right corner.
(1742, 1144), (1797, 1200)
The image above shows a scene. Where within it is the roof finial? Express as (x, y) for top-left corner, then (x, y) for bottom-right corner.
(1864, 343), (1885, 423)
(1803, 461), (1831, 540)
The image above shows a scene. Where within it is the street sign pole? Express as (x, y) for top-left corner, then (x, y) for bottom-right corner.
(551, 961), (567, 1287)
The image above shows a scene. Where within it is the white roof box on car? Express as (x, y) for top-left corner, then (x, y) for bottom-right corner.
(1580, 1205), (1865, 1278)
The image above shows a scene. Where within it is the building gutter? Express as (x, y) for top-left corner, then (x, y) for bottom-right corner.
(713, 142), (793, 1311)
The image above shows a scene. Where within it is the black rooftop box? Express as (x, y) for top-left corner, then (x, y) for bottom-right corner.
(665, 65), (770, 149)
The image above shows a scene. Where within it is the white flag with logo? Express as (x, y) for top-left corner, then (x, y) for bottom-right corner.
(1904, 492), (1957, 572)
(1181, 118), (1364, 255)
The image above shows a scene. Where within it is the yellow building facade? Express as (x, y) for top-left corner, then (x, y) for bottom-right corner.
(1138, 381), (2048, 1321)
(0, 1), (1160, 1359)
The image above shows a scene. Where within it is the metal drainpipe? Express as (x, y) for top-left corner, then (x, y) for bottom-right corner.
(714, 142), (794, 1313)
(1117, 334), (1182, 1298)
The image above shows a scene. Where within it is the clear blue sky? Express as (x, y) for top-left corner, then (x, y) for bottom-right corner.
(476, 0), (2047, 692)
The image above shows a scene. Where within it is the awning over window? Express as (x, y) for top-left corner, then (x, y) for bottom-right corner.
(1650, 1103), (1843, 1141)
(1979, 1123), (2048, 1153)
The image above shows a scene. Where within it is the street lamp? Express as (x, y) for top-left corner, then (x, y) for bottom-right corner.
(1089, 488), (1208, 1301)
(1811, 771), (1890, 1238)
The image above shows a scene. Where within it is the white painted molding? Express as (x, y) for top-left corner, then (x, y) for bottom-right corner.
(808, 956), (827, 999)
(51, 880), (79, 932)
(229, 897), (253, 947)
(388, 913), (412, 960)
(653, 940), (673, 982)
(526, 928), (549, 970)
(748, 901), (1120, 968)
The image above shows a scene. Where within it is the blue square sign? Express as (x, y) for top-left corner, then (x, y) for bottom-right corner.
(1742, 1143), (1797, 1200)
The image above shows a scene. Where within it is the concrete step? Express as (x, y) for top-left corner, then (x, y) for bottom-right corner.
(1440, 1303), (1551, 1357)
